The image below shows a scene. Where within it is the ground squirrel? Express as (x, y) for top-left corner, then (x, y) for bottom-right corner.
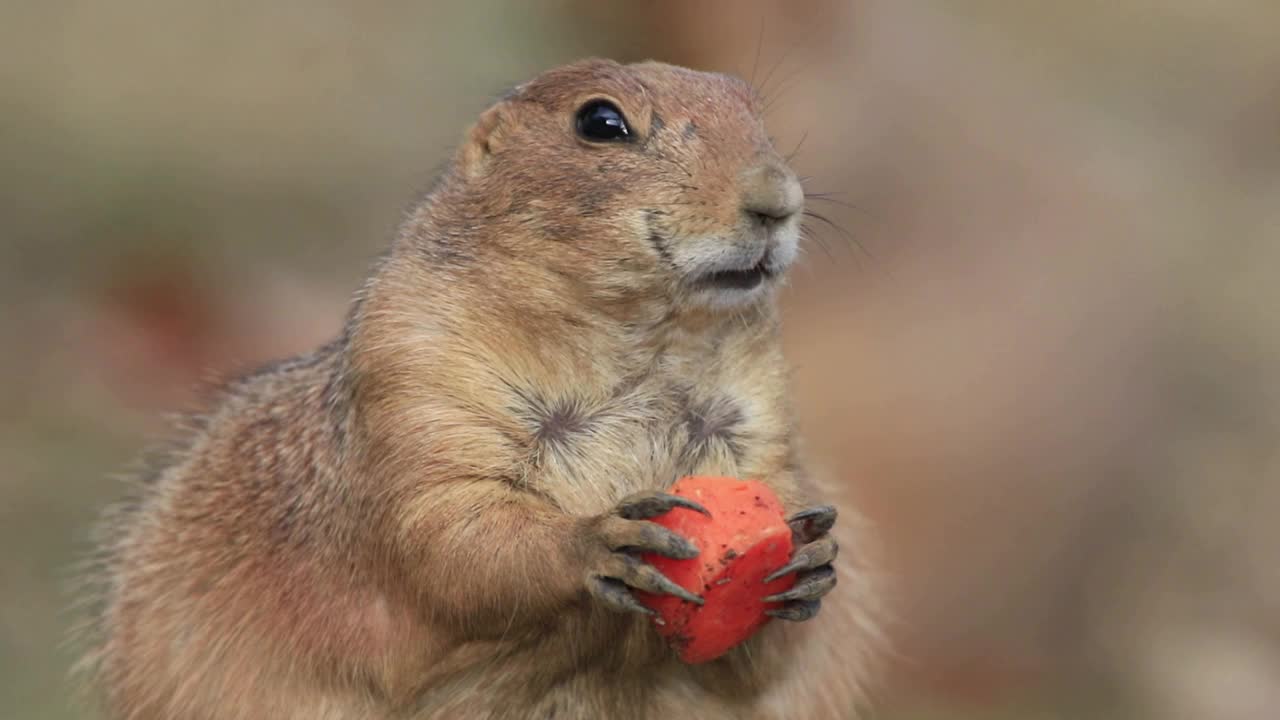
(80, 58), (876, 719)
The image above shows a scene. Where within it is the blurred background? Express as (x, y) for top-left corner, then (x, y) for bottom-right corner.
(3, 1), (1278, 718)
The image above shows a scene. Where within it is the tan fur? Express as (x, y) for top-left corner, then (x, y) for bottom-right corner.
(80, 59), (878, 719)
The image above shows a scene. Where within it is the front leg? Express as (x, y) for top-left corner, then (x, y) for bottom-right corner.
(763, 505), (839, 621)
(397, 483), (707, 639)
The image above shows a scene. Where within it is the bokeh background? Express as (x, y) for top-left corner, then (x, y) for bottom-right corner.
(4, 1), (1278, 718)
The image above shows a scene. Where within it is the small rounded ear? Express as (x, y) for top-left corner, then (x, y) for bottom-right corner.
(458, 104), (510, 179)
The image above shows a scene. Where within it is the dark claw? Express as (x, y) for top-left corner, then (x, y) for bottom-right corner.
(763, 536), (839, 584)
(661, 538), (700, 561)
(657, 579), (703, 606)
(588, 576), (655, 616)
(617, 491), (710, 520)
(629, 523), (700, 560)
(764, 558), (806, 585)
(599, 517), (700, 559)
(766, 599), (822, 622)
(787, 505), (837, 544)
(610, 554), (704, 605)
(763, 566), (837, 603)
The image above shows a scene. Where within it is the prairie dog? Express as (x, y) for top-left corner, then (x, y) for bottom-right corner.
(82, 58), (876, 720)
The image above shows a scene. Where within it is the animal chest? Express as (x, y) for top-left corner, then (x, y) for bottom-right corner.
(515, 364), (787, 516)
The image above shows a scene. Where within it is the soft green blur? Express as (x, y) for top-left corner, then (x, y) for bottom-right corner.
(3, 2), (1278, 718)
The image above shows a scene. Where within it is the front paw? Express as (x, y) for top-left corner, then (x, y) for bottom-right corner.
(763, 505), (839, 622)
(582, 490), (709, 616)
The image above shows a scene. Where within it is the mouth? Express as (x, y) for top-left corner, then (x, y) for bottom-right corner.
(696, 255), (773, 291)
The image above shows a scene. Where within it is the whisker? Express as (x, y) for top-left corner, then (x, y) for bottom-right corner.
(800, 225), (836, 262)
(799, 180), (841, 193)
(750, 14), (766, 88)
(786, 131), (809, 163)
(804, 209), (872, 260)
(804, 194), (861, 211)
(804, 189), (881, 222)
(757, 30), (807, 105)
(762, 58), (816, 115)
(757, 21), (829, 113)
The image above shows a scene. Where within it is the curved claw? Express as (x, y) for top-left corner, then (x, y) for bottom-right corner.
(616, 491), (710, 520)
(596, 516), (700, 560)
(763, 566), (837, 603)
(764, 535), (839, 584)
(588, 576), (655, 616)
(642, 568), (704, 606)
(787, 505), (837, 544)
(766, 599), (822, 622)
(606, 554), (704, 605)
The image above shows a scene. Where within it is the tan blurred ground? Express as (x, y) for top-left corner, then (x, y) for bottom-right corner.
(3, 2), (1278, 718)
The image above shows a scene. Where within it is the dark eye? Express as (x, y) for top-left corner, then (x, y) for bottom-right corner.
(575, 100), (630, 142)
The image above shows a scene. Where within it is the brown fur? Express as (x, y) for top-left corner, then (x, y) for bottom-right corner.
(79, 59), (878, 719)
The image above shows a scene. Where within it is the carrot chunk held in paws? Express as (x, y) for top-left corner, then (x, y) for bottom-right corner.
(637, 476), (797, 663)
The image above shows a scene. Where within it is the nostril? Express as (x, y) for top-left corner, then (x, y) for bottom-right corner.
(746, 211), (780, 231)
(743, 197), (800, 228)
(746, 206), (794, 225)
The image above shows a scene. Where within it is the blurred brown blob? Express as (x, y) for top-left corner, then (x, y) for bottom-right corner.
(90, 257), (229, 408)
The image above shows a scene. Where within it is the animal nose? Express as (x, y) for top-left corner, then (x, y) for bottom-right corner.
(740, 162), (802, 225)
